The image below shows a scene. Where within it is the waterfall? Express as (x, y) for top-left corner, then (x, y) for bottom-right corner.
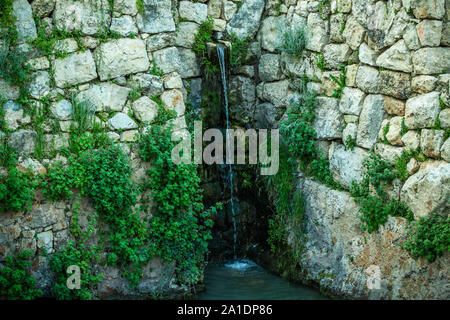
(217, 45), (237, 259)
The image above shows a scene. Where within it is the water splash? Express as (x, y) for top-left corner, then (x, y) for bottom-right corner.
(217, 45), (237, 259)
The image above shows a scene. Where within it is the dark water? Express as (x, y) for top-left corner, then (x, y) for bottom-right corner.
(198, 259), (326, 300)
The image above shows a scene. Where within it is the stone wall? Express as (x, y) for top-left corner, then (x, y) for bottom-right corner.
(1, 0), (449, 299)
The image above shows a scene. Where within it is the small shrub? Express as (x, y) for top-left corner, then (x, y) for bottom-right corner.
(0, 167), (34, 213)
(403, 213), (450, 262)
(0, 250), (42, 300)
(228, 32), (249, 68)
(279, 24), (307, 58)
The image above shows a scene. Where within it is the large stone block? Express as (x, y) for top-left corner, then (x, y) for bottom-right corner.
(413, 48), (450, 75)
(339, 87), (365, 116)
(400, 161), (450, 218)
(404, 91), (440, 129)
(329, 144), (369, 188)
(95, 39), (150, 80)
(375, 40), (412, 73)
(356, 95), (385, 149)
(226, 0), (265, 40)
(76, 83), (131, 112)
(313, 97), (343, 140)
(136, 0), (176, 34)
(54, 51), (97, 87)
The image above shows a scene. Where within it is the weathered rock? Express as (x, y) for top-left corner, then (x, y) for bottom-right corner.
(256, 79), (289, 108)
(343, 123), (358, 141)
(306, 12), (329, 52)
(355, 66), (379, 94)
(146, 33), (175, 51)
(383, 96), (405, 116)
(400, 161), (450, 218)
(37, 231), (53, 254)
(440, 109), (450, 128)
(54, 51), (97, 87)
(177, 48), (200, 78)
(106, 113), (138, 130)
(131, 96), (159, 123)
(128, 73), (164, 97)
(77, 83), (131, 112)
(376, 40), (412, 73)
(213, 18), (226, 32)
(161, 89), (185, 117)
(207, 0), (222, 18)
(357, 95), (385, 149)
(411, 75), (437, 93)
(441, 138), (450, 162)
(413, 48), (450, 75)
(179, 1), (207, 23)
(163, 72), (183, 89)
(386, 116), (404, 146)
(0, 80), (20, 101)
(403, 23), (421, 50)
(51, 99), (72, 120)
(95, 39), (150, 80)
(339, 87), (365, 116)
(53, 0), (111, 35)
(2, 101), (31, 130)
(330, 144), (369, 188)
(136, 0), (176, 34)
(416, 20), (443, 47)
(420, 129), (445, 158)
(115, 0), (138, 15)
(230, 76), (256, 122)
(374, 143), (404, 164)
(323, 44), (351, 69)
(343, 15), (365, 50)
(407, 157), (420, 175)
(410, 0), (446, 19)
(32, 0), (55, 17)
(313, 97), (343, 140)
(8, 129), (36, 155)
(110, 15), (138, 36)
(378, 70), (411, 100)
(27, 56), (50, 71)
(358, 42), (377, 66)
(174, 22), (199, 48)
(258, 54), (282, 82)
(13, 0), (37, 42)
(257, 15), (286, 53)
(254, 103), (277, 129)
(226, 0), (265, 40)
(29, 71), (51, 99)
(405, 92), (440, 129)
(330, 13), (345, 43)
(345, 64), (358, 87)
(401, 130), (420, 151)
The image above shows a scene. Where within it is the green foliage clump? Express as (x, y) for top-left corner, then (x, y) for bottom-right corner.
(344, 135), (356, 150)
(0, 0), (15, 29)
(0, 250), (42, 300)
(350, 153), (413, 233)
(49, 200), (103, 300)
(330, 65), (346, 98)
(139, 107), (219, 285)
(228, 32), (249, 68)
(403, 213), (450, 263)
(393, 149), (419, 182)
(0, 28), (31, 88)
(0, 166), (35, 213)
(192, 16), (217, 78)
(279, 24), (307, 58)
(149, 59), (164, 77)
(316, 53), (326, 71)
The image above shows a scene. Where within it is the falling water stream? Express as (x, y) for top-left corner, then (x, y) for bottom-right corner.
(203, 45), (326, 300)
(217, 45), (237, 259)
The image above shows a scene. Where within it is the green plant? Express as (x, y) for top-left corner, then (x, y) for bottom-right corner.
(344, 135), (356, 150)
(0, 28), (31, 88)
(393, 149), (418, 182)
(192, 16), (217, 78)
(0, 0), (15, 29)
(0, 250), (42, 300)
(228, 32), (249, 68)
(139, 106), (219, 285)
(128, 85), (142, 102)
(49, 199), (103, 299)
(279, 24), (307, 58)
(136, 0), (144, 14)
(382, 122), (390, 144)
(400, 118), (408, 136)
(316, 53), (326, 71)
(350, 153), (413, 233)
(0, 166), (35, 213)
(330, 65), (346, 98)
(403, 213), (449, 263)
(149, 59), (164, 77)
